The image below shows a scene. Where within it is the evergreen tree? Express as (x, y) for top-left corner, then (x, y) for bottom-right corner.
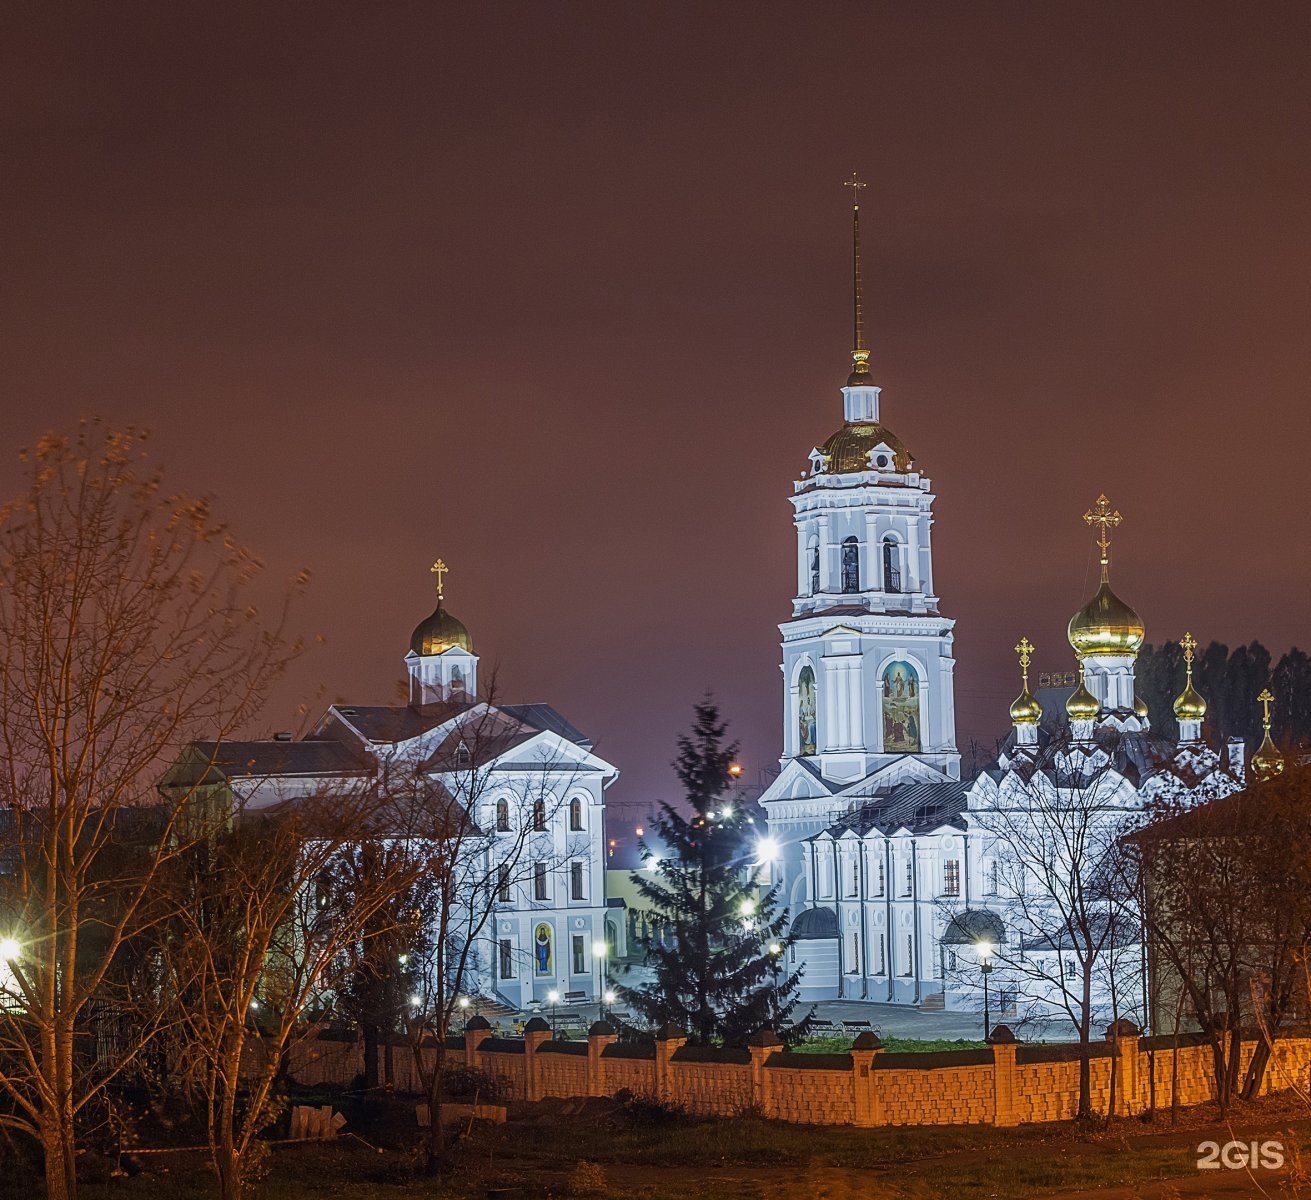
(618, 700), (806, 1045)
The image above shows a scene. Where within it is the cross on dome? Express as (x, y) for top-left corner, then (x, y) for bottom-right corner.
(1083, 494), (1122, 581)
(430, 558), (449, 602)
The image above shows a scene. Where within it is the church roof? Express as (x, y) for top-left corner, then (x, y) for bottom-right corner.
(821, 778), (969, 838)
(501, 704), (593, 749)
(180, 739), (372, 781)
(789, 906), (839, 940)
(332, 702), (473, 744)
(812, 421), (912, 475)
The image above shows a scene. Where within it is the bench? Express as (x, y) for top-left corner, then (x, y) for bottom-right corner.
(842, 1020), (873, 1030)
(564, 990), (587, 1003)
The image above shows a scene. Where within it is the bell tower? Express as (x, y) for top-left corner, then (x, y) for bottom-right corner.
(778, 177), (960, 785)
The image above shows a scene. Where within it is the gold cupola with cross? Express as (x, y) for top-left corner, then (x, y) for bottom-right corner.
(1067, 496), (1146, 659)
(406, 558), (478, 705)
(1251, 688), (1285, 779)
(1172, 632), (1208, 742)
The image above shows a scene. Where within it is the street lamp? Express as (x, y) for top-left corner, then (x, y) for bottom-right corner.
(592, 939), (609, 1019)
(457, 995), (471, 1026)
(0, 937), (19, 963)
(975, 941), (995, 1041)
(547, 987), (560, 1037)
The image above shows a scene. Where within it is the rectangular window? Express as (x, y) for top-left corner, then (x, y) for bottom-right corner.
(902, 859), (913, 897)
(569, 798), (583, 831)
(499, 939), (513, 979)
(532, 800), (546, 832)
(943, 859), (960, 897)
(848, 931), (860, 974)
(875, 858), (885, 897)
(847, 858), (859, 898)
(497, 864), (510, 902)
(903, 934), (914, 977)
(986, 859), (1000, 895)
(876, 933), (886, 975)
(570, 861), (584, 900)
(1064, 957), (1077, 981)
(534, 862), (548, 901)
(572, 935), (585, 975)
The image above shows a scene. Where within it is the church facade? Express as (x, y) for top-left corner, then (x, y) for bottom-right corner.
(759, 198), (1246, 1019)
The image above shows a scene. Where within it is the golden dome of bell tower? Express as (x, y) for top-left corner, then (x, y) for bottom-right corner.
(1066, 495), (1146, 658)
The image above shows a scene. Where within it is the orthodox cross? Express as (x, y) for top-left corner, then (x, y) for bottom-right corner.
(430, 558), (449, 602)
(1180, 631), (1198, 678)
(1083, 494), (1122, 578)
(1014, 636), (1035, 687)
(1258, 687), (1275, 729)
(845, 172), (869, 360)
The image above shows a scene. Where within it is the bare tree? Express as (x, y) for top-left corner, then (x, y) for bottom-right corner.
(0, 425), (301, 1200)
(154, 778), (421, 1200)
(960, 731), (1141, 1120)
(1128, 763), (1311, 1112)
(379, 700), (587, 1176)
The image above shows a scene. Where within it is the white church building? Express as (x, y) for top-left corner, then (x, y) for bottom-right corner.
(170, 567), (622, 1011)
(759, 194), (1246, 1018)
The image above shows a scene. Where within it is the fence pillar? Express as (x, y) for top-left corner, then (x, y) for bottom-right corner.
(522, 1017), (552, 1101)
(989, 1024), (1020, 1127)
(587, 1020), (617, 1097)
(849, 1031), (884, 1127)
(1106, 1019), (1142, 1117)
(654, 1024), (687, 1105)
(747, 1027), (782, 1118)
(464, 1015), (492, 1072)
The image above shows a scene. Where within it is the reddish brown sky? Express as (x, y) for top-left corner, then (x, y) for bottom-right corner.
(2, 3), (1309, 821)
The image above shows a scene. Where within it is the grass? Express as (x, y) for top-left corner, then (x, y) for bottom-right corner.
(7, 1091), (1311, 1200)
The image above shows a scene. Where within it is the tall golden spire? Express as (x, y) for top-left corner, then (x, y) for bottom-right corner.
(1172, 631), (1207, 723)
(1252, 687), (1285, 778)
(1083, 494), (1122, 584)
(1009, 636), (1042, 725)
(845, 172), (871, 385)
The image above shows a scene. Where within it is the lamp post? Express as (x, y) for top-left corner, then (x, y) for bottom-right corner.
(592, 939), (609, 1020)
(976, 941), (995, 1041)
(547, 988), (560, 1037)
(457, 995), (471, 1029)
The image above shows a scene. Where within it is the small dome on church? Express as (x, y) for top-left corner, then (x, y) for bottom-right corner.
(1067, 579), (1145, 658)
(1172, 680), (1207, 722)
(1066, 679), (1100, 720)
(814, 422), (912, 475)
(410, 602), (473, 657)
(1009, 687), (1042, 726)
(1134, 694), (1150, 720)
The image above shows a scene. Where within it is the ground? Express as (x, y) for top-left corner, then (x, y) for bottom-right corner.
(33, 1090), (1310, 1200)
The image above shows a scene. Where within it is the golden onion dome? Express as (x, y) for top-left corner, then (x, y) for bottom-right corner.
(1251, 729), (1285, 780)
(1009, 687), (1043, 726)
(1172, 680), (1207, 722)
(1067, 579), (1146, 658)
(814, 422), (912, 475)
(1134, 695), (1150, 720)
(409, 602), (473, 656)
(1066, 679), (1101, 720)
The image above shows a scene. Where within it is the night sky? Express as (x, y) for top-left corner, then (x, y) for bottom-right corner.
(3, 3), (1309, 824)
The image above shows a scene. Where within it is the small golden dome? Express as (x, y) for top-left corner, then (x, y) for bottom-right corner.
(410, 602), (473, 656)
(814, 422), (912, 475)
(1067, 579), (1146, 658)
(1066, 679), (1101, 720)
(1172, 680), (1207, 722)
(1010, 687), (1043, 726)
(1252, 729), (1285, 779)
(1135, 695), (1150, 720)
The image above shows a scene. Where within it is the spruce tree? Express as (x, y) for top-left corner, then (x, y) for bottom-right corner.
(617, 700), (806, 1045)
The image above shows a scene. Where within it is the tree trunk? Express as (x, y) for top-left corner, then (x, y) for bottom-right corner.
(41, 1114), (77, 1200)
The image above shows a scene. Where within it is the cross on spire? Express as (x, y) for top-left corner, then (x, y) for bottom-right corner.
(430, 558), (449, 602)
(1083, 494), (1123, 582)
(1014, 636), (1035, 686)
(1180, 631), (1198, 676)
(1258, 687), (1275, 729)
(845, 172), (870, 377)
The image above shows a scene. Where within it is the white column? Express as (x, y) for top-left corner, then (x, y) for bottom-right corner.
(817, 515), (832, 592)
(864, 509), (879, 592)
(796, 523), (808, 597)
(906, 516), (923, 593)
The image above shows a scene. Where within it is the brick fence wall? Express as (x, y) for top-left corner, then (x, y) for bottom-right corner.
(278, 1023), (1311, 1129)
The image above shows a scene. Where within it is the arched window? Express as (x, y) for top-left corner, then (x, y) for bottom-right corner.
(495, 798), (509, 832)
(809, 540), (820, 595)
(882, 536), (902, 593)
(532, 799), (547, 831)
(840, 536), (860, 593)
(569, 797), (583, 831)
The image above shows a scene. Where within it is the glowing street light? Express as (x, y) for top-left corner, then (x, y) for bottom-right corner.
(739, 898), (756, 917)
(547, 987), (560, 1036)
(975, 940), (996, 1041)
(0, 938), (20, 962)
(768, 942), (783, 956)
(755, 837), (780, 865)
